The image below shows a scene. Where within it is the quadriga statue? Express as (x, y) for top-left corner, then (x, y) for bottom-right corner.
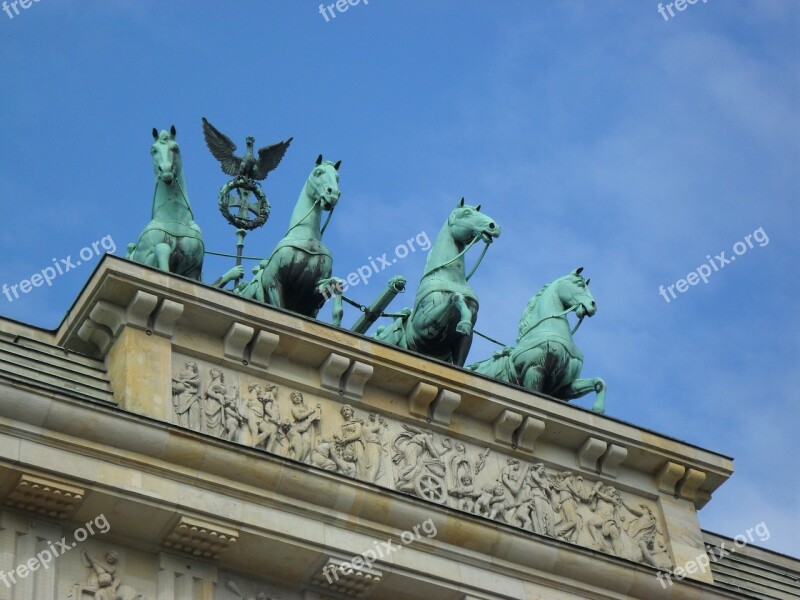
(128, 126), (241, 287)
(467, 268), (606, 413)
(236, 155), (344, 324)
(375, 199), (500, 366)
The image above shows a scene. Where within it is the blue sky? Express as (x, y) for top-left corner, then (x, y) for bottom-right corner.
(0, 1), (797, 556)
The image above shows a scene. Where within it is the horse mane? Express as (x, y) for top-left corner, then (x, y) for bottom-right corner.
(516, 273), (581, 342)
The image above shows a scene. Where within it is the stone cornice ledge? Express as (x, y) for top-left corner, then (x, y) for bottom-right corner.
(54, 257), (733, 504)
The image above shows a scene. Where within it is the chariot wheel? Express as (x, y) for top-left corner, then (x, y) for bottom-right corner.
(415, 473), (447, 504)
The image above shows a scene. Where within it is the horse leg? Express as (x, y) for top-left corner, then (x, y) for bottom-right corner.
(452, 292), (473, 335)
(521, 363), (547, 393)
(317, 277), (343, 326)
(180, 237), (205, 281)
(264, 281), (283, 308)
(185, 265), (203, 281)
(451, 329), (474, 367)
(154, 242), (172, 272)
(560, 377), (606, 414)
(331, 292), (343, 326)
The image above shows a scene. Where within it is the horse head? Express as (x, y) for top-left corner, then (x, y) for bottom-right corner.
(447, 198), (501, 244)
(558, 267), (596, 318)
(151, 125), (181, 185)
(306, 154), (341, 211)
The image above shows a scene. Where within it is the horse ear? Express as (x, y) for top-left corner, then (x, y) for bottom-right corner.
(334, 160), (342, 170)
(475, 204), (481, 211)
(316, 154), (323, 166)
(170, 125), (177, 139)
(575, 267), (584, 275)
(585, 278), (591, 286)
(152, 128), (158, 140)
(458, 197), (465, 207)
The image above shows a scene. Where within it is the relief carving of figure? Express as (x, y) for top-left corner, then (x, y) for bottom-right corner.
(275, 420), (303, 459)
(289, 391), (321, 463)
(310, 439), (354, 475)
(586, 482), (626, 556)
(242, 383), (280, 451)
(362, 413), (388, 483)
(446, 442), (478, 509)
(507, 471), (537, 531)
(473, 483), (506, 519)
(528, 463), (556, 537)
(446, 442), (471, 489)
(392, 425), (441, 486)
(171, 361), (201, 430)
(449, 474), (476, 511)
(77, 550), (143, 600)
(499, 458), (530, 524)
(391, 424), (448, 504)
(551, 472), (590, 543)
(622, 500), (671, 568)
(203, 368), (227, 437)
(222, 383), (245, 442)
(333, 405), (367, 479)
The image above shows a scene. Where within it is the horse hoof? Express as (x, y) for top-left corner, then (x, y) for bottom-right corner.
(456, 321), (473, 335)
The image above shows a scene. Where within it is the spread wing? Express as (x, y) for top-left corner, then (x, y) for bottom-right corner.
(201, 117), (242, 177)
(254, 137), (293, 180)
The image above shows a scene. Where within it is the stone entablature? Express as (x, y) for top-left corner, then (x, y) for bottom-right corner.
(51, 258), (735, 582)
(58, 258), (733, 501)
(0, 255), (750, 599)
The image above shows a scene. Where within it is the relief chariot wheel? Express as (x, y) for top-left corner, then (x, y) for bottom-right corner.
(414, 473), (448, 504)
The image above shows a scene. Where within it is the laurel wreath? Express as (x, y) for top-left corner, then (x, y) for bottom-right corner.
(218, 179), (270, 230)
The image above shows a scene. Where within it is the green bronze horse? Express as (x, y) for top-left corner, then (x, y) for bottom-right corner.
(130, 127), (205, 280)
(236, 155), (343, 323)
(375, 199), (500, 366)
(467, 268), (606, 413)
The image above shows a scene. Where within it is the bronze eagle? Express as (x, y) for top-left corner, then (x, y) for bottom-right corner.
(201, 117), (292, 181)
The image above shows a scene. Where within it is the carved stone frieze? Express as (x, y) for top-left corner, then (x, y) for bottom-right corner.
(170, 354), (672, 569)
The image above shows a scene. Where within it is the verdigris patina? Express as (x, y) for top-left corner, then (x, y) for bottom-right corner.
(375, 199), (500, 366)
(129, 126), (242, 287)
(202, 117), (292, 287)
(130, 126), (204, 279)
(201, 116), (292, 230)
(467, 268), (606, 413)
(236, 155), (344, 324)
